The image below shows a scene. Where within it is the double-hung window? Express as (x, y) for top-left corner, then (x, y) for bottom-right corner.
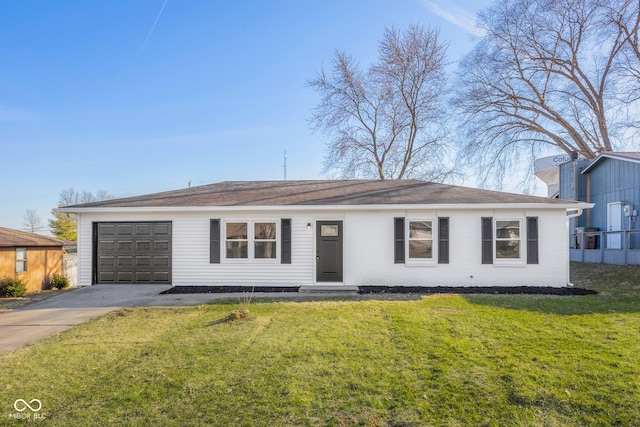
(225, 221), (278, 260)
(408, 220), (433, 259)
(495, 220), (521, 259)
(226, 222), (248, 259)
(254, 222), (277, 259)
(16, 248), (27, 272)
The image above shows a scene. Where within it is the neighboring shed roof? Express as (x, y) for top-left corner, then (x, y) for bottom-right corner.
(60, 180), (582, 209)
(0, 227), (64, 248)
(581, 152), (640, 174)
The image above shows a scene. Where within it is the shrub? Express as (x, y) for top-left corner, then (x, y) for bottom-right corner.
(50, 273), (70, 290)
(0, 277), (27, 297)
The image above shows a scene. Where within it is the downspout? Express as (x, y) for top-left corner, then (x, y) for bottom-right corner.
(566, 208), (584, 287)
(585, 173), (591, 226)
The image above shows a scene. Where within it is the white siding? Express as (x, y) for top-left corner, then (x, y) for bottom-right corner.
(344, 208), (569, 287)
(77, 210), (319, 286)
(77, 207), (570, 288)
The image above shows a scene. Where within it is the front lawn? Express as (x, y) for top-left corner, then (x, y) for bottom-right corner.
(1, 263), (639, 426)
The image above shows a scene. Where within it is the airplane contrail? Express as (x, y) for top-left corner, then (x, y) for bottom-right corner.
(135, 0), (169, 65)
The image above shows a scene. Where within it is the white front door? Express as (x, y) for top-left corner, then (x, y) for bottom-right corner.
(607, 202), (623, 249)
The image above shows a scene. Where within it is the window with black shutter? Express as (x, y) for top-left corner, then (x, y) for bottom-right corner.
(281, 218), (291, 264)
(394, 217), (405, 263)
(210, 219), (220, 264)
(527, 217), (539, 264)
(438, 217), (449, 264)
(481, 217), (493, 264)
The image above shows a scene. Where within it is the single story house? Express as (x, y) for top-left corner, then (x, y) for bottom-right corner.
(56, 180), (591, 289)
(0, 227), (66, 293)
(560, 152), (640, 265)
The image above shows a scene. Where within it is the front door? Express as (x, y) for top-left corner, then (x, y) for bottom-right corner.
(316, 221), (343, 282)
(607, 202), (623, 249)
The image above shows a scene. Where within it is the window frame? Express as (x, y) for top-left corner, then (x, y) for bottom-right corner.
(253, 221), (278, 260)
(405, 218), (437, 264)
(16, 247), (27, 273)
(225, 221), (249, 259)
(223, 220), (280, 262)
(494, 218), (523, 263)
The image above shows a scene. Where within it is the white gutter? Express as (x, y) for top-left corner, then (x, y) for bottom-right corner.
(566, 208), (586, 218)
(55, 202), (594, 214)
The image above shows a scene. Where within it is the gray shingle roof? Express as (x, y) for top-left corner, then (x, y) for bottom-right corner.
(0, 227), (64, 248)
(62, 180), (579, 209)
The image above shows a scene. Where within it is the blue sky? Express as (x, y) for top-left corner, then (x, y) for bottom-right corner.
(0, 0), (494, 232)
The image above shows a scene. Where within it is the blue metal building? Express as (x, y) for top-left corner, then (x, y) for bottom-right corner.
(559, 152), (640, 265)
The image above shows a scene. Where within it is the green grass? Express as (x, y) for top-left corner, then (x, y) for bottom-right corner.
(1, 263), (639, 426)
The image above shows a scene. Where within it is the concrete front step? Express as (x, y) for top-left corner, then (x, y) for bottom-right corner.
(298, 284), (359, 293)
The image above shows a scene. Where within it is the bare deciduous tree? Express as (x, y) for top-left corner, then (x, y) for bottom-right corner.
(22, 209), (43, 233)
(50, 188), (114, 240)
(454, 0), (637, 187)
(308, 24), (454, 180)
(602, 0), (640, 104)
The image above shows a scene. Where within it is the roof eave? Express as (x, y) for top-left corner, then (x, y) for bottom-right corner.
(55, 202), (593, 214)
(582, 152), (640, 174)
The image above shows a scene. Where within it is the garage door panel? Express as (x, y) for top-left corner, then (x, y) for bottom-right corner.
(99, 256), (115, 266)
(95, 222), (171, 284)
(136, 256), (151, 266)
(117, 224), (133, 235)
(154, 240), (169, 251)
(98, 224), (116, 235)
(153, 224), (171, 235)
(118, 256), (133, 266)
(136, 272), (151, 282)
(136, 241), (151, 251)
(117, 272), (134, 283)
(135, 224), (152, 235)
(99, 272), (115, 282)
(154, 256), (170, 266)
(153, 272), (170, 283)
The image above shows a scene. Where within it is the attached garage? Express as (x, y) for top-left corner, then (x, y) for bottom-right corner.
(93, 222), (172, 284)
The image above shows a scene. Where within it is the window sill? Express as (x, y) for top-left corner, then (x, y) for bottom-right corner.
(492, 260), (526, 267)
(405, 259), (438, 267)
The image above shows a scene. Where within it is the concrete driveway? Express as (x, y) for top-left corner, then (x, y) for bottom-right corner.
(0, 285), (357, 355)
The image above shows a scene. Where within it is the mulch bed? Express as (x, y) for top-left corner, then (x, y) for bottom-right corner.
(161, 285), (597, 296)
(160, 286), (300, 294)
(358, 286), (598, 295)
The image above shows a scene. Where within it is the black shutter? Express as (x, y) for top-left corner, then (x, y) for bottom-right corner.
(394, 217), (405, 264)
(210, 219), (220, 264)
(281, 218), (291, 264)
(481, 217), (493, 264)
(527, 217), (539, 264)
(438, 217), (449, 264)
